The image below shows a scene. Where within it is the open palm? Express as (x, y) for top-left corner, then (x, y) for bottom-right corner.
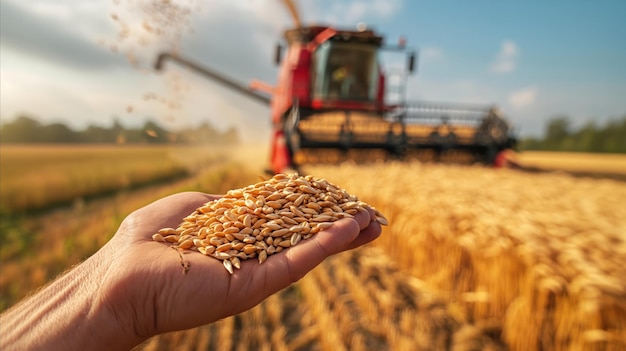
(100, 191), (381, 338)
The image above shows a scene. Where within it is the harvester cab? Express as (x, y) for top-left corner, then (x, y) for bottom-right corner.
(276, 26), (393, 106)
(155, 24), (516, 174)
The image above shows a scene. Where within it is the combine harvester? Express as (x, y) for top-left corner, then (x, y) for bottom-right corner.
(156, 25), (516, 173)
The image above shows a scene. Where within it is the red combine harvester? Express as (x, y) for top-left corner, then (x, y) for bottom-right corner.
(156, 25), (516, 174)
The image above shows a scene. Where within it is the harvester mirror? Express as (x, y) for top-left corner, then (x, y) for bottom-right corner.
(274, 44), (283, 65)
(408, 52), (417, 74)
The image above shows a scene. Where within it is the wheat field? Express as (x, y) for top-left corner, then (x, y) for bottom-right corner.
(2, 146), (625, 350)
(516, 151), (626, 175)
(306, 161), (626, 351)
(132, 158), (626, 351)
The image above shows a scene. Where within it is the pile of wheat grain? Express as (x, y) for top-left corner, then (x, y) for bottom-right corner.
(308, 161), (626, 351)
(153, 173), (387, 274)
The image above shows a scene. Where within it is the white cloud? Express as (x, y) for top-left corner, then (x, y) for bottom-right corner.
(508, 87), (537, 108)
(490, 40), (519, 74)
(420, 47), (445, 64)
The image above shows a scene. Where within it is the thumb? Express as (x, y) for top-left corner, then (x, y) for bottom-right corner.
(288, 217), (361, 275)
(257, 217), (361, 292)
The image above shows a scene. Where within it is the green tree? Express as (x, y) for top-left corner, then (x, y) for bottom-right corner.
(142, 120), (168, 143)
(0, 116), (43, 142)
(544, 116), (570, 151)
(573, 122), (598, 152)
(41, 123), (79, 143)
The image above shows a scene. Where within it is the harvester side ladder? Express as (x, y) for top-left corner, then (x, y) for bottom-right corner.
(384, 68), (408, 106)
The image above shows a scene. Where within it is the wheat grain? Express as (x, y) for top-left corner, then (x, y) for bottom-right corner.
(153, 173), (387, 274)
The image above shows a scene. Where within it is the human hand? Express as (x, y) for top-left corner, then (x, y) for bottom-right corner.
(99, 191), (382, 344)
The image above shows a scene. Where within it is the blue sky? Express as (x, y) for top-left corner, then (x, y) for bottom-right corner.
(1, 0), (625, 142)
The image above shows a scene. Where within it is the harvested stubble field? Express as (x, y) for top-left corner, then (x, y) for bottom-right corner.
(1, 145), (625, 350)
(516, 151), (626, 182)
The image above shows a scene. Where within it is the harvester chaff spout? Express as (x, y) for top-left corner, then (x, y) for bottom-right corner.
(154, 52), (272, 105)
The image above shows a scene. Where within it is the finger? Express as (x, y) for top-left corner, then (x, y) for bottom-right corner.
(341, 221), (382, 251)
(184, 215), (379, 321)
(332, 207), (381, 251)
(124, 192), (220, 239)
(353, 208), (373, 231)
(247, 217), (361, 295)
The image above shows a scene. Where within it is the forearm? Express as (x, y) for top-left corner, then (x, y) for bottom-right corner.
(0, 248), (143, 351)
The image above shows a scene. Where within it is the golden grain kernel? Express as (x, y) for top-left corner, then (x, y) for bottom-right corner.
(290, 205), (305, 217)
(158, 227), (177, 235)
(223, 259), (234, 274)
(318, 201), (334, 207)
(244, 199), (256, 209)
(231, 257), (241, 269)
(265, 213), (281, 220)
(214, 251), (230, 260)
(276, 217), (292, 226)
(312, 215), (335, 222)
(258, 250), (268, 264)
(289, 225), (306, 233)
(209, 237), (223, 246)
(291, 233), (302, 246)
(299, 185), (317, 194)
(264, 222), (282, 231)
(242, 214), (252, 227)
(317, 222), (334, 230)
(243, 244), (257, 254)
(300, 208), (318, 216)
(278, 239), (291, 248)
(376, 216), (389, 226)
(306, 202), (322, 211)
(266, 200), (282, 209)
(180, 227), (196, 236)
(270, 228), (290, 237)
(164, 235), (179, 243)
(252, 218), (266, 229)
(232, 232), (246, 241)
(216, 243), (233, 252)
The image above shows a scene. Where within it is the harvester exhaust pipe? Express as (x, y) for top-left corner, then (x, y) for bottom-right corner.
(154, 52), (271, 105)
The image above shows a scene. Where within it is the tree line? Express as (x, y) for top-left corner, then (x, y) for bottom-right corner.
(0, 116), (239, 145)
(2, 114), (624, 153)
(518, 115), (626, 153)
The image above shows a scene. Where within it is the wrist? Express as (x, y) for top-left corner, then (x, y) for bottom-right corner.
(88, 243), (149, 350)
(0, 245), (145, 351)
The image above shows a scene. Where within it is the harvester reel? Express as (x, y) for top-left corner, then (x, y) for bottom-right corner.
(429, 124), (457, 147)
(387, 122), (407, 156)
(475, 114), (510, 146)
(339, 122), (353, 149)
